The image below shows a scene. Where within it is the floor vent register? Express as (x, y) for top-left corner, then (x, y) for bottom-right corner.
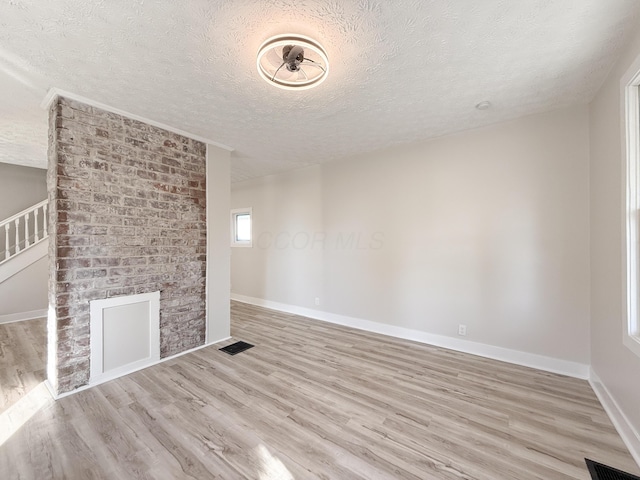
(219, 341), (254, 356)
(586, 459), (640, 480)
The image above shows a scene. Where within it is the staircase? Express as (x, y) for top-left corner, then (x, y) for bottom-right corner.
(1, 199), (49, 266)
(0, 200), (49, 323)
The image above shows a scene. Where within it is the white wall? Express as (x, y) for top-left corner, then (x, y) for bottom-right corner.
(0, 255), (47, 319)
(206, 145), (232, 343)
(0, 163), (47, 220)
(232, 105), (591, 366)
(232, 166), (324, 310)
(589, 24), (640, 453)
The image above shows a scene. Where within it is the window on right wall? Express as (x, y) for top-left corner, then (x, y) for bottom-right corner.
(231, 207), (252, 247)
(623, 57), (640, 358)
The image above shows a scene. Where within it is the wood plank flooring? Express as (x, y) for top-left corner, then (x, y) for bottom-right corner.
(0, 302), (638, 479)
(0, 318), (47, 414)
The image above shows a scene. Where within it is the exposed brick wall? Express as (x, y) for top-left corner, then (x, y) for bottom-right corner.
(48, 97), (207, 394)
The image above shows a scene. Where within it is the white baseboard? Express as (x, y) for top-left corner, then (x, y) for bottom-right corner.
(44, 379), (57, 400)
(0, 309), (47, 325)
(50, 335), (232, 399)
(231, 293), (590, 379)
(589, 369), (640, 468)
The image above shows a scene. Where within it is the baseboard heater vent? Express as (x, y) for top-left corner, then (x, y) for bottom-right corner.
(586, 458), (640, 480)
(220, 341), (254, 355)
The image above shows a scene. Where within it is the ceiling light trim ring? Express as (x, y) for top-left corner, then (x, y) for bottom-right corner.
(257, 34), (329, 91)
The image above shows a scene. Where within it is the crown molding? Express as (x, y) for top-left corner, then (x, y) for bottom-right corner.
(41, 88), (234, 152)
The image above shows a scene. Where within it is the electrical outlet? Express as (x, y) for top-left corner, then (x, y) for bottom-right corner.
(315, 297), (320, 306)
(458, 324), (467, 336)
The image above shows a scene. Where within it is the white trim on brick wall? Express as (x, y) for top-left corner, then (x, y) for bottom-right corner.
(41, 88), (234, 153)
(0, 309), (47, 325)
(590, 369), (640, 467)
(89, 291), (161, 385)
(231, 293), (591, 379)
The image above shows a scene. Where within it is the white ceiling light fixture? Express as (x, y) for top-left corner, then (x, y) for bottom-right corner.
(257, 34), (329, 90)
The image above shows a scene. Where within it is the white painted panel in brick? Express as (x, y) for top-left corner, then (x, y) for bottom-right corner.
(102, 301), (150, 372)
(90, 291), (160, 385)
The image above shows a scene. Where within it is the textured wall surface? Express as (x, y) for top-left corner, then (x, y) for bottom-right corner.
(48, 97), (207, 394)
(1, 1), (639, 181)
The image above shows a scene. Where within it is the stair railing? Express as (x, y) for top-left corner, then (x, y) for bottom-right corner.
(0, 200), (49, 264)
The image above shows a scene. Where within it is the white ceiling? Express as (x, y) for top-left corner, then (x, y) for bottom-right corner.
(0, 1), (639, 183)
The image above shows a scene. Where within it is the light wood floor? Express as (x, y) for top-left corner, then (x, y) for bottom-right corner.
(0, 302), (638, 479)
(0, 318), (47, 414)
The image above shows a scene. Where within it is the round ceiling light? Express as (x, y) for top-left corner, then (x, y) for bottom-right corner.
(257, 34), (329, 90)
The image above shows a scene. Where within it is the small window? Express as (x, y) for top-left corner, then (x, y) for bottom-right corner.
(231, 208), (252, 247)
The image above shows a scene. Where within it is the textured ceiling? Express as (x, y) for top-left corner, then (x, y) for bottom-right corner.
(0, 1), (639, 182)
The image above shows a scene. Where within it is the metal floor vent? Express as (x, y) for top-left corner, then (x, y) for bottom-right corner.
(586, 459), (640, 480)
(219, 341), (254, 356)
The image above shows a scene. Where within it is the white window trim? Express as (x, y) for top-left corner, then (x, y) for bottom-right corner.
(622, 54), (640, 358)
(231, 207), (252, 247)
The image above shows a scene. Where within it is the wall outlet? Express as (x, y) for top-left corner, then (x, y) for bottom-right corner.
(315, 297), (320, 306)
(458, 324), (467, 336)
